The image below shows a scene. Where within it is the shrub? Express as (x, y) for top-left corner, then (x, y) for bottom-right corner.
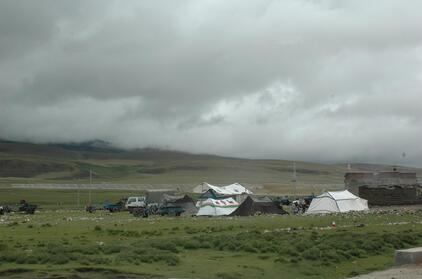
(94, 225), (102, 232)
(215, 272), (241, 279)
(51, 254), (70, 264)
(149, 240), (179, 253)
(0, 243), (7, 251)
(165, 254), (180, 266)
(181, 240), (200, 250)
(302, 247), (320, 261)
(102, 245), (122, 254)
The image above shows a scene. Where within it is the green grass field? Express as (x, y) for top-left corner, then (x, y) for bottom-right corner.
(1, 207), (422, 279)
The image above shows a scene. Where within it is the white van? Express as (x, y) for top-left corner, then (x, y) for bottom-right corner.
(125, 196), (146, 210)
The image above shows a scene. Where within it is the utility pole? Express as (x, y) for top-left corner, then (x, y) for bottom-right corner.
(77, 184), (80, 208)
(89, 169), (92, 204)
(292, 161), (297, 196)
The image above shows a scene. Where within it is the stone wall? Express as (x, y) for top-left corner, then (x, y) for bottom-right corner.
(344, 171), (418, 195)
(359, 185), (422, 206)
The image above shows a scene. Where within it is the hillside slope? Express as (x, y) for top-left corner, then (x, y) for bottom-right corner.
(1, 140), (420, 194)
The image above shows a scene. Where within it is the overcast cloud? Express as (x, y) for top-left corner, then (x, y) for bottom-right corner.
(0, 0), (422, 165)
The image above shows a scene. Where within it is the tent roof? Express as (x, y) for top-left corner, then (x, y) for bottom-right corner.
(192, 182), (252, 195)
(146, 189), (176, 203)
(162, 194), (194, 204)
(320, 190), (360, 200)
(224, 183), (253, 194)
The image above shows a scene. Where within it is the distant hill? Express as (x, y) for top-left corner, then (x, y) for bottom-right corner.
(1, 140), (421, 194)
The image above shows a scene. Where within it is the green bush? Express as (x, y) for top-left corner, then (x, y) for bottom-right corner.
(94, 225), (102, 231)
(149, 240), (179, 253)
(102, 245), (122, 254)
(302, 247), (320, 261)
(51, 254), (70, 264)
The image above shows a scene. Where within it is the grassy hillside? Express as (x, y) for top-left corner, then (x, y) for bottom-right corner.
(1, 140), (421, 195)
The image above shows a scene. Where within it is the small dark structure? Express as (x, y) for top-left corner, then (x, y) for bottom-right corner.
(230, 196), (288, 216)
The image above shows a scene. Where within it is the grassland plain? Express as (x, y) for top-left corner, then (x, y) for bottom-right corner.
(1, 208), (422, 279)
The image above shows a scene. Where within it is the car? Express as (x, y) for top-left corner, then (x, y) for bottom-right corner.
(103, 198), (127, 212)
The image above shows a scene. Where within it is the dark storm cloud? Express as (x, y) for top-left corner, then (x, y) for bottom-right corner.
(0, 0), (422, 165)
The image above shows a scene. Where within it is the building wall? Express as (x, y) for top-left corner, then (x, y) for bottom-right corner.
(344, 171), (418, 195)
(344, 171), (421, 205)
(359, 186), (422, 206)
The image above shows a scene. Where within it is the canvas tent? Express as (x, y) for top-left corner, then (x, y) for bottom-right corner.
(306, 190), (368, 214)
(161, 194), (197, 216)
(146, 189), (176, 204)
(193, 182), (252, 203)
(196, 197), (239, 216)
(224, 183), (253, 194)
(230, 196), (288, 216)
(192, 182), (252, 195)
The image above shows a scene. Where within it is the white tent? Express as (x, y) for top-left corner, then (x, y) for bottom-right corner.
(196, 198), (239, 216)
(192, 182), (214, 194)
(224, 183), (253, 194)
(306, 190), (368, 214)
(192, 182), (252, 195)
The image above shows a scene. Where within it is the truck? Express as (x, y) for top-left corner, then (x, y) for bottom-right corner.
(125, 196), (146, 213)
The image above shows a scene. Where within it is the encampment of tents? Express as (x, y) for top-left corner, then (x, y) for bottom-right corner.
(196, 197), (239, 216)
(161, 194), (197, 216)
(230, 196), (288, 216)
(306, 190), (368, 214)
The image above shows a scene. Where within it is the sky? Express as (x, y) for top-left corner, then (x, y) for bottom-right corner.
(0, 0), (421, 165)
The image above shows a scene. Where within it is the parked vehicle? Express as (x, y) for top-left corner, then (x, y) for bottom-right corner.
(0, 205), (12, 215)
(18, 200), (37, 214)
(103, 198), (127, 212)
(125, 196), (146, 213)
(158, 205), (185, 216)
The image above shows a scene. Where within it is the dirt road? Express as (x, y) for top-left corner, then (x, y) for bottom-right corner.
(349, 264), (422, 279)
